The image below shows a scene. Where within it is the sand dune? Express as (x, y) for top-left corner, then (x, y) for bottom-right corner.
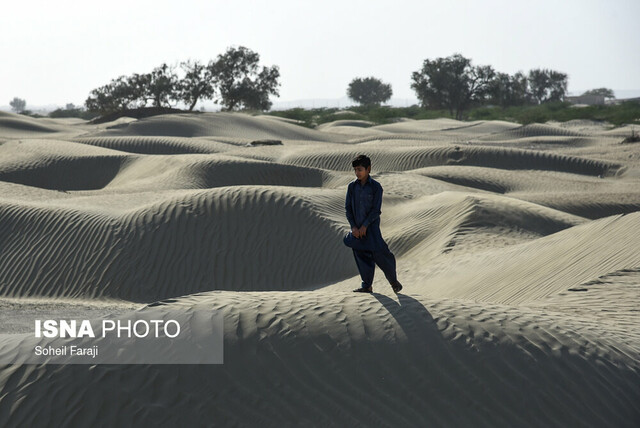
(0, 111), (61, 136)
(278, 145), (622, 176)
(95, 112), (346, 142)
(0, 139), (130, 191)
(324, 119), (523, 145)
(1, 112), (639, 426)
(317, 120), (391, 137)
(102, 155), (336, 191)
(372, 117), (467, 133)
(72, 135), (237, 155)
(416, 165), (640, 217)
(0, 186), (355, 300)
(318, 119), (376, 129)
(0, 291), (638, 426)
(483, 122), (590, 139)
(402, 211), (640, 304)
(0, 111), (90, 139)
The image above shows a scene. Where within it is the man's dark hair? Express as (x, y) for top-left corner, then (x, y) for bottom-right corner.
(351, 154), (371, 168)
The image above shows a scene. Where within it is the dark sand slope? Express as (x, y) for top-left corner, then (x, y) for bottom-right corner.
(1, 113), (639, 427)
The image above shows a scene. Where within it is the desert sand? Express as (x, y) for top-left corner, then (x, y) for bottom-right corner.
(0, 109), (639, 426)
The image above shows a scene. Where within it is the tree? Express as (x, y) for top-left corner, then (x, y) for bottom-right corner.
(178, 59), (216, 111)
(347, 77), (393, 106)
(9, 97), (26, 113)
(83, 46), (280, 115)
(582, 88), (615, 99)
(488, 71), (530, 107)
(527, 68), (568, 104)
(411, 53), (495, 119)
(209, 46), (280, 111)
(142, 63), (179, 108)
(85, 75), (145, 113)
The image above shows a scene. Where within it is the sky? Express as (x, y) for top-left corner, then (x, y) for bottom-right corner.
(1, 0), (639, 109)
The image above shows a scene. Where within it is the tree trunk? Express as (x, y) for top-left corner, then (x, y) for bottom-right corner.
(188, 89), (202, 111)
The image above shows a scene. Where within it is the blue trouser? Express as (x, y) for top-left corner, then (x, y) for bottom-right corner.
(343, 232), (398, 288)
(352, 248), (398, 288)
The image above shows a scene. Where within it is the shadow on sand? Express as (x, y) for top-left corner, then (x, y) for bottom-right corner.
(371, 291), (443, 349)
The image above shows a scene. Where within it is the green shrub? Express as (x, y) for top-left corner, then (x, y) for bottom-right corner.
(49, 108), (98, 120)
(266, 101), (640, 129)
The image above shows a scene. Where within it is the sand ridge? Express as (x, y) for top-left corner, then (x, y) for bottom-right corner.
(0, 111), (639, 426)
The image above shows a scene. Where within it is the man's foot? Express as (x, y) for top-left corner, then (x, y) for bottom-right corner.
(391, 281), (403, 294)
(353, 286), (373, 293)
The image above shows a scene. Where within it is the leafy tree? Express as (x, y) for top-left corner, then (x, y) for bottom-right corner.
(84, 46), (280, 115)
(142, 63), (179, 108)
(85, 80), (120, 113)
(9, 97), (26, 113)
(488, 71), (530, 107)
(582, 88), (615, 99)
(411, 53), (495, 119)
(489, 73), (512, 107)
(209, 46), (280, 111)
(85, 66), (181, 114)
(347, 77), (393, 106)
(85, 75), (145, 113)
(528, 68), (568, 104)
(178, 59), (216, 111)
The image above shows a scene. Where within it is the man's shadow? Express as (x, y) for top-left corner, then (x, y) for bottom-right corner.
(368, 291), (485, 414)
(371, 291), (449, 356)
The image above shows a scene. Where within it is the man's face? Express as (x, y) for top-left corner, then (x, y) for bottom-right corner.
(354, 165), (371, 181)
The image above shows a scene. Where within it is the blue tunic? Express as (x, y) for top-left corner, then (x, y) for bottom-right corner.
(344, 176), (390, 252)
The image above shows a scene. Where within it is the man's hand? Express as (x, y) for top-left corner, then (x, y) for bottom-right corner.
(352, 227), (360, 238)
(358, 225), (367, 237)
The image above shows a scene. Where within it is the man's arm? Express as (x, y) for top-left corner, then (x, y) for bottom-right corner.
(345, 184), (356, 228)
(362, 183), (382, 228)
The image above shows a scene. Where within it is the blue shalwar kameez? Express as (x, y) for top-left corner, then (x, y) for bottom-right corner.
(343, 176), (398, 289)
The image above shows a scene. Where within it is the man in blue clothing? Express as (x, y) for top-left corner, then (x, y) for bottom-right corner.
(343, 154), (403, 294)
